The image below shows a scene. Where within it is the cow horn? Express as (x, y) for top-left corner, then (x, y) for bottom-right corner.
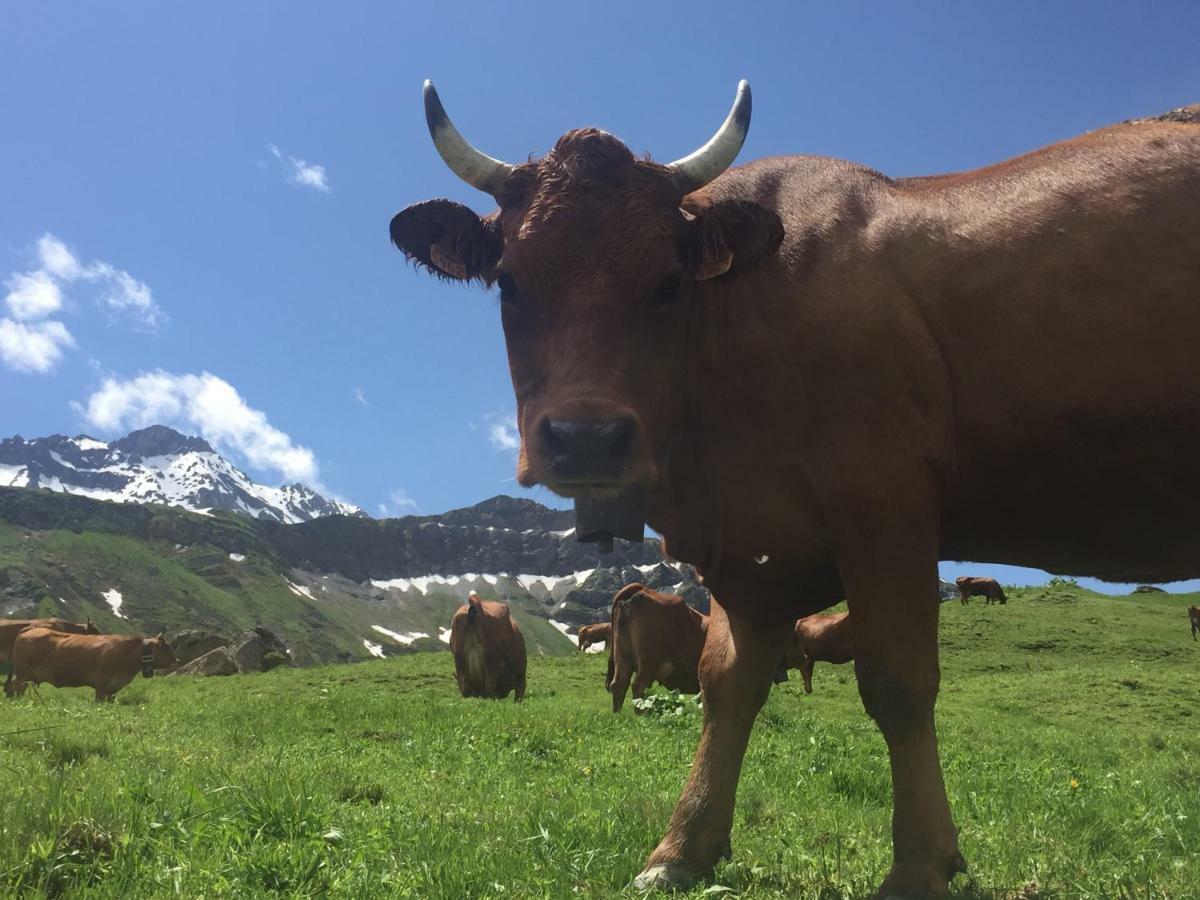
(667, 80), (752, 196)
(423, 80), (516, 196)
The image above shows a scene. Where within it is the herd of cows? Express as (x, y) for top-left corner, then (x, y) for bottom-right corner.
(450, 578), (1200, 707)
(3, 579), (1194, 707)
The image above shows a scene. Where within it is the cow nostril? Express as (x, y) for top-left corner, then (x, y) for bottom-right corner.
(540, 416), (638, 474)
(540, 418), (569, 457)
(607, 417), (636, 460)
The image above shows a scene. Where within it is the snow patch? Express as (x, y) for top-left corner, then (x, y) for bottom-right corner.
(73, 437), (110, 451)
(0, 463), (30, 487)
(371, 625), (429, 645)
(549, 619), (579, 647)
(285, 579), (314, 599)
(362, 640), (385, 658)
(49, 451), (77, 469)
(371, 568), (597, 598)
(438, 627), (453, 644)
(229, 553), (245, 562)
(101, 588), (126, 619)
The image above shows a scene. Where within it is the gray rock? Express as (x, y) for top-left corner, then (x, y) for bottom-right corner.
(228, 626), (293, 673)
(171, 630), (230, 665)
(172, 647), (238, 676)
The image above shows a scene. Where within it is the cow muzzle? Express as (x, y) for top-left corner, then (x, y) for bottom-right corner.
(534, 415), (640, 491)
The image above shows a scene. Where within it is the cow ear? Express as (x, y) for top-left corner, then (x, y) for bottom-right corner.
(683, 199), (784, 281)
(390, 199), (503, 283)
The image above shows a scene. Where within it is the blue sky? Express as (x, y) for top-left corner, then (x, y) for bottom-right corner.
(2, 2), (1198, 592)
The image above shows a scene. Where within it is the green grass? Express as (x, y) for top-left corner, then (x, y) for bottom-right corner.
(1, 582), (1197, 898)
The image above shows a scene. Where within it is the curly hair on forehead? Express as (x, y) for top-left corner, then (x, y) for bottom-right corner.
(501, 129), (677, 237)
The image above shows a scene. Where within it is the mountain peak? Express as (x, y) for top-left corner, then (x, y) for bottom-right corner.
(436, 495), (574, 532)
(0, 424), (363, 523)
(111, 425), (214, 458)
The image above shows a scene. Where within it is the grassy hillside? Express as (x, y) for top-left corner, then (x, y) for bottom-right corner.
(0, 489), (576, 663)
(1, 581), (1197, 897)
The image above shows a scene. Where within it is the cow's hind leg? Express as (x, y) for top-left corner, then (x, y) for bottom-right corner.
(635, 600), (785, 890)
(842, 525), (966, 898)
(800, 653), (815, 694)
(609, 654), (634, 713)
(630, 668), (657, 712)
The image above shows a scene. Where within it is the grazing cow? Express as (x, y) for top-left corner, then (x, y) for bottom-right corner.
(576, 621), (611, 653)
(1, 618), (100, 695)
(608, 584), (707, 713)
(449, 593), (526, 701)
(956, 576), (1008, 606)
(9, 628), (176, 702)
(1190, 605), (1199, 641)
(783, 612), (855, 694)
(390, 81), (1200, 896)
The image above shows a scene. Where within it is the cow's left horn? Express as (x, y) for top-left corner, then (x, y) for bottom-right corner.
(667, 80), (752, 196)
(423, 80), (516, 197)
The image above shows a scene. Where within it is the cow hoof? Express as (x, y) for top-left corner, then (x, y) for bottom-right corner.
(874, 852), (968, 899)
(633, 863), (699, 891)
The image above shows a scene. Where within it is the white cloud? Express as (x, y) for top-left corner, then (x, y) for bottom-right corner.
(268, 144), (330, 193)
(487, 413), (520, 452)
(91, 265), (165, 331)
(353, 386), (369, 407)
(37, 234), (82, 280)
(378, 488), (419, 517)
(0, 233), (165, 374)
(77, 370), (322, 487)
(0, 318), (75, 373)
(4, 270), (63, 320)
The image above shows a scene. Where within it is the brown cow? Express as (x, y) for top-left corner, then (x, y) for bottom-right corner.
(449, 593), (526, 701)
(956, 576), (1008, 606)
(576, 621), (611, 653)
(608, 584), (707, 713)
(390, 83), (1200, 896)
(1190, 605), (1199, 641)
(9, 628), (176, 702)
(782, 612), (855, 694)
(2, 617), (100, 696)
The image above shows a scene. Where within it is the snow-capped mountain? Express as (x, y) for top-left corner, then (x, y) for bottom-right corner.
(0, 425), (364, 524)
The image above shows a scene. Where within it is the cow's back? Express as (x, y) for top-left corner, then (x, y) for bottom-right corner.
(697, 112), (1200, 584)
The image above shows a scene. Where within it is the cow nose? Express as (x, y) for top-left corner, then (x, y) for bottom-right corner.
(539, 417), (636, 479)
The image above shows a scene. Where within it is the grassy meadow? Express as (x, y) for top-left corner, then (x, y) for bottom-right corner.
(1, 581), (1197, 898)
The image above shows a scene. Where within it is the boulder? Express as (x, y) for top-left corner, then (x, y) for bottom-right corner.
(227, 626), (293, 673)
(173, 647), (238, 676)
(171, 630), (230, 665)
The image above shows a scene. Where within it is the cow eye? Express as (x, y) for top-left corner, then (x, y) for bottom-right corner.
(496, 272), (520, 305)
(651, 272), (683, 307)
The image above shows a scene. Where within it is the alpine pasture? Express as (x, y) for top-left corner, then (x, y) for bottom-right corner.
(2, 581), (1197, 898)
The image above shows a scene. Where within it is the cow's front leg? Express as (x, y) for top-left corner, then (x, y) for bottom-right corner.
(842, 541), (966, 898)
(635, 600), (786, 890)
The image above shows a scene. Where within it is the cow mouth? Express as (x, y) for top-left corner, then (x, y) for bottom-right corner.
(542, 478), (632, 498)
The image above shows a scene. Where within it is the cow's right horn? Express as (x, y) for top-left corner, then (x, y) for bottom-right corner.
(423, 80), (515, 197)
(667, 80), (752, 196)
